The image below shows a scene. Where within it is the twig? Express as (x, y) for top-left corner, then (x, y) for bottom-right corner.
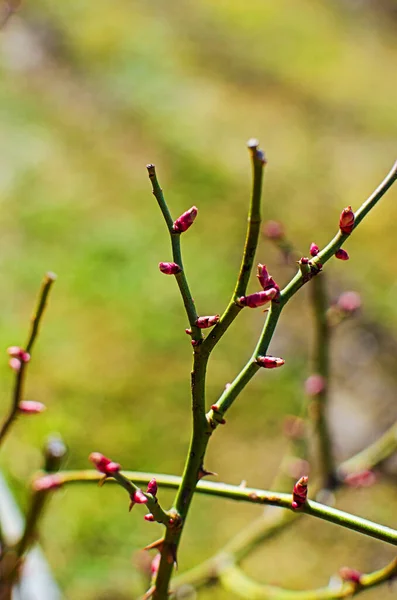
(309, 274), (336, 490)
(39, 470), (397, 546)
(218, 557), (397, 600)
(0, 273), (56, 446)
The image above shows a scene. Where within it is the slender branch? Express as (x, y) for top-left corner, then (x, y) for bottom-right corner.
(338, 419), (397, 477)
(0, 273), (56, 446)
(202, 140), (266, 354)
(43, 470), (397, 546)
(207, 161), (397, 424)
(147, 164), (201, 342)
(218, 557), (397, 600)
(112, 471), (170, 526)
(309, 274), (336, 490)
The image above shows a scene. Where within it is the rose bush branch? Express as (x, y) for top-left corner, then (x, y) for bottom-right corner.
(0, 272), (56, 446)
(218, 557), (397, 600)
(208, 160), (397, 424)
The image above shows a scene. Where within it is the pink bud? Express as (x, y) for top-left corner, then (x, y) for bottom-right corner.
(337, 291), (361, 313)
(133, 489), (148, 504)
(305, 374), (325, 396)
(292, 475), (308, 510)
(146, 478), (158, 496)
(173, 206), (198, 233)
(256, 264), (280, 293)
(19, 401), (46, 414)
(144, 513), (155, 522)
(339, 567), (362, 584)
(239, 288), (278, 308)
(310, 243), (319, 257)
(339, 206), (355, 235)
(257, 355), (285, 369)
(195, 315), (220, 328)
(343, 470), (376, 488)
(159, 262), (182, 275)
(33, 474), (62, 491)
(263, 220), (284, 240)
(151, 553), (161, 576)
(89, 452), (120, 475)
(335, 249), (349, 261)
(8, 358), (21, 371)
(7, 347), (30, 362)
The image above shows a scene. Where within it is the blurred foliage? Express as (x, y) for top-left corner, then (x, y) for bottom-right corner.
(0, 1), (397, 598)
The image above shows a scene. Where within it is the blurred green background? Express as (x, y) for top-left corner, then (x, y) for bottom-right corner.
(0, 1), (397, 598)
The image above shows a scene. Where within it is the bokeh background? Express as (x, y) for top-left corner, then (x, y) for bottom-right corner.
(0, 1), (397, 598)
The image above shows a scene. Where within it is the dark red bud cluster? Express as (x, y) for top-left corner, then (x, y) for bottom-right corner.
(292, 475), (308, 509)
(159, 262), (182, 275)
(89, 452), (120, 475)
(339, 206), (355, 235)
(256, 355), (285, 369)
(173, 206), (198, 233)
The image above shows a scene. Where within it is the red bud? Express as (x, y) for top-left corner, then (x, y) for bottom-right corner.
(144, 513), (155, 522)
(305, 374), (325, 396)
(292, 475), (308, 509)
(339, 206), (355, 235)
(256, 264), (279, 292)
(310, 243), (319, 257)
(19, 401), (46, 414)
(339, 567), (362, 584)
(263, 220), (284, 240)
(146, 478), (158, 496)
(173, 206), (198, 233)
(89, 452), (120, 475)
(335, 249), (349, 261)
(7, 346), (30, 362)
(195, 315), (220, 328)
(159, 262), (182, 275)
(256, 355), (285, 369)
(9, 358), (21, 371)
(337, 291), (361, 313)
(239, 288), (278, 308)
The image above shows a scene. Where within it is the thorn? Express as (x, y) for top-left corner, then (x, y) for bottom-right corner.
(198, 467), (218, 480)
(144, 538), (164, 553)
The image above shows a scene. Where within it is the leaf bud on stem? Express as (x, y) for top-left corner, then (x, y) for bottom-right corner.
(173, 207), (198, 233)
(159, 262), (182, 275)
(339, 206), (355, 235)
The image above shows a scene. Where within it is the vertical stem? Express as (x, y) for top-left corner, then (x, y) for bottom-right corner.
(309, 274), (336, 489)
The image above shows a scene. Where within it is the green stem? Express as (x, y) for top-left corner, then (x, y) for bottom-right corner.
(309, 274), (336, 489)
(46, 470), (397, 547)
(147, 164), (201, 341)
(219, 557), (397, 600)
(112, 472), (170, 526)
(338, 420), (397, 477)
(202, 140), (266, 354)
(0, 273), (56, 447)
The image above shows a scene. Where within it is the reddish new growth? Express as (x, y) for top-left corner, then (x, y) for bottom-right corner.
(129, 489), (148, 511)
(173, 206), (198, 233)
(305, 374), (325, 396)
(7, 346), (30, 371)
(159, 262), (182, 275)
(146, 478), (158, 496)
(89, 452), (120, 475)
(195, 315), (220, 329)
(19, 401), (46, 414)
(310, 243), (319, 257)
(256, 264), (280, 294)
(256, 355), (285, 369)
(238, 288), (278, 308)
(292, 475), (308, 509)
(339, 206), (355, 235)
(33, 474), (62, 492)
(335, 248), (349, 261)
(339, 567), (362, 585)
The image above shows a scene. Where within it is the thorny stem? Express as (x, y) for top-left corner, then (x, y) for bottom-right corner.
(0, 273), (56, 446)
(309, 274), (336, 490)
(147, 164), (202, 343)
(207, 161), (397, 424)
(111, 472), (170, 526)
(43, 471), (397, 546)
(143, 159), (397, 598)
(218, 557), (397, 600)
(202, 139), (266, 354)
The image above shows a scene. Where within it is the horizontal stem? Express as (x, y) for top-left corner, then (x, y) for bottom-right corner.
(48, 470), (397, 546)
(338, 420), (397, 476)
